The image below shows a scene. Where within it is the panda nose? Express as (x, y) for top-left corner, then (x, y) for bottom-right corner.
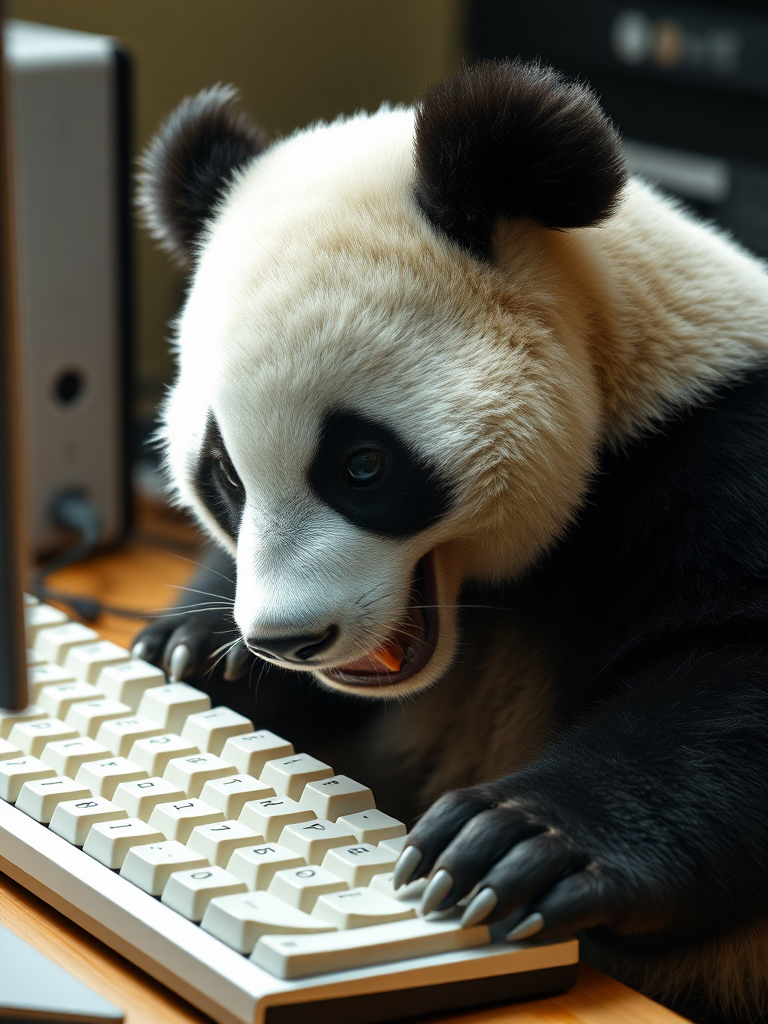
(246, 625), (338, 663)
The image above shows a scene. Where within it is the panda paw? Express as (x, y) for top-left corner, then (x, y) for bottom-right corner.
(395, 783), (630, 940)
(132, 609), (252, 683)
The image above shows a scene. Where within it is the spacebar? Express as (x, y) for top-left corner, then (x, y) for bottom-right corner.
(251, 917), (491, 979)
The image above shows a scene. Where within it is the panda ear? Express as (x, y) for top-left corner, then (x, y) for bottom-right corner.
(137, 84), (266, 268)
(413, 60), (627, 259)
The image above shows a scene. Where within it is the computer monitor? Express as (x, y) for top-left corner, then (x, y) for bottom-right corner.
(0, 13), (30, 712)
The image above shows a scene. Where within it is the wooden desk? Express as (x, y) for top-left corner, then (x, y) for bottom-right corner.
(1, 516), (689, 1024)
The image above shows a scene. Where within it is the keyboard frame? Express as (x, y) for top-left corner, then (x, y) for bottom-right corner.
(1, 798), (578, 1024)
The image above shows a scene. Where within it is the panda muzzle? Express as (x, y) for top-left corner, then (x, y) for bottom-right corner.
(324, 553), (438, 687)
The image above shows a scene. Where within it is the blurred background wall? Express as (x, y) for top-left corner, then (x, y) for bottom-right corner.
(8, 0), (465, 434)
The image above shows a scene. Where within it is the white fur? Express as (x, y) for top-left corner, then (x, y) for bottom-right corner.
(161, 104), (768, 697)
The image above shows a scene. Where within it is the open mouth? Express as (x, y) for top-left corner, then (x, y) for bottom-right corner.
(323, 552), (438, 688)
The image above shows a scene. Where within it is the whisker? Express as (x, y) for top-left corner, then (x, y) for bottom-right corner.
(166, 584), (235, 603)
(168, 552), (235, 587)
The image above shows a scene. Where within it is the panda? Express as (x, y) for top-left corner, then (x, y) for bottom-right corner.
(134, 61), (768, 1024)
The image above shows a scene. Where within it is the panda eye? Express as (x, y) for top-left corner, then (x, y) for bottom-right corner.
(217, 457), (241, 491)
(345, 448), (386, 487)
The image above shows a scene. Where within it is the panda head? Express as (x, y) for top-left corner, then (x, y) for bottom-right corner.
(139, 61), (626, 698)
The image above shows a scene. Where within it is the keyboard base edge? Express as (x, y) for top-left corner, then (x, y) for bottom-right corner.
(264, 964), (579, 1024)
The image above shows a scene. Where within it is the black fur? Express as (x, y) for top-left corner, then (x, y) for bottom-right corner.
(408, 369), (768, 1023)
(192, 412), (246, 541)
(307, 410), (454, 538)
(138, 84), (265, 267)
(413, 60), (627, 258)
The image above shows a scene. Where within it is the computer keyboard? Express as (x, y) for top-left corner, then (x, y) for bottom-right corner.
(0, 600), (578, 1024)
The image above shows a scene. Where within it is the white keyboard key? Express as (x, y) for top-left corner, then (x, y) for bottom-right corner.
(337, 809), (406, 845)
(369, 872), (427, 904)
(34, 622), (99, 663)
(163, 752), (237, 798)
(188, 819), (264, 867)
(227, 843), (304, 891)
(65, 698), (132, 738)
(49, 796), (128, 845)
(148, 798), (224, 843)
(200, 773), (275, 818)
(97, 659), (165, 708)
(0, 737), (23, 760)
(239, 796), (316, 842)
(268, 865), (347, 913)
(40, 736), (111, 777)
(312, 887), (416, 929)
(25, 603), (67, 643)
(75, 757), (149, 799)
(16, 775), (91, 823)
(128, 733), (200, 776)
(28, 663), (77, 702)
(280, 819), (356, 863)
(96, 715), (164, 757)
(0, 756), (56, 801)
(112, 777), (185, 820)
(181, 707), (253, 756)
(260, 753), (333, 801)
(202, 891), (334, 954)
(84, 816), (166, 869)
(378, 834), (409, 856)
(26, 648), (45, 667)
(24, 593), (39, 606)
(37, 680), (101, 718)
(253, 916), (490, 980)
(161, 865), (246, 922)
(10, 718), (78, 757)
(300, 775), (375, 821)
(0, 705), (45, 738)
(137, 683), (210, 733)
(321, 843), (397, 887)
(221, 730), (293, 777)
(120, 840), (209, 896)
(64, 641), (130, 683)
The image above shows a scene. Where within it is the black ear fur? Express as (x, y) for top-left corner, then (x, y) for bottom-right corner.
(137, 84), (266, 268)
(413, 60), (627, 259)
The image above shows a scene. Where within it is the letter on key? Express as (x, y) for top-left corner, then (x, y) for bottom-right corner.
(221, 731), (293, 777)
(300, 775), (375, 821)
(201, 891), (334, 954)
(181, 707), (253, 756)
(312, 888), (416, 929)
(260, 754), (333, 801)
(238, 797), (315, 842)
(279, 820), (356, 862)
(120, 840), (209, 896)
(161, 866), (246, 921)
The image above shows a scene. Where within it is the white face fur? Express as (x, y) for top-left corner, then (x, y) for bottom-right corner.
(161, 105), (605, 698)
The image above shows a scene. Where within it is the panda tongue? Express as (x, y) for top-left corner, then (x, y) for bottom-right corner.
(335, 641), (405, 675)
(335, 604), (427, 676)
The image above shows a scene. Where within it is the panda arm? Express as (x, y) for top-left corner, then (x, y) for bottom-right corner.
(132, 543), (243, 679)
(399, 372), (768, 939)
(400, 641), (768, 940)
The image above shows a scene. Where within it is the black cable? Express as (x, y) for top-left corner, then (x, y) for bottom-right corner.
(34, 490), (143, 622)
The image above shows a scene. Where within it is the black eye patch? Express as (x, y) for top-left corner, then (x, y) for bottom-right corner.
(307, 410), (453, 538)
(192, 413), (245, 540)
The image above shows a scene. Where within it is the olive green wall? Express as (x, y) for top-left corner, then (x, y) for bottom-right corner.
(9, 0), (464, 421)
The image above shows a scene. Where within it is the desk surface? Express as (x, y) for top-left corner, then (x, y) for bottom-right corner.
(3, 509), (689, 1024)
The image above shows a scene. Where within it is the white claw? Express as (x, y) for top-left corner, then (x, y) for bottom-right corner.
(460, 886), (498, 928)
(169, 644), (191, 683)
(419, 868), (454, 916)
(393, 845), (422, 890)
(505, 911), (545, 942)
